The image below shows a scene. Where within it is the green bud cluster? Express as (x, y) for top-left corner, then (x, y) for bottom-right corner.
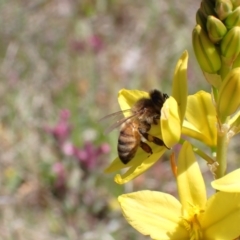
(192, 25), (221, 73)
(193, 0), (240, 123)
(193, 0), (240, 79)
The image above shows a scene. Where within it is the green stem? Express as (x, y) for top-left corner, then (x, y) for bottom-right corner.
(192, 147), (215, 165)
(212, 84), (228, 179)
(215, 130), (228, 178)
(178, 138), (215, 164)
(212, 86), (218, 103)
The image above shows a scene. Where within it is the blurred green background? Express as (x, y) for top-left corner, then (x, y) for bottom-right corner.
(0, 0), (227, 239)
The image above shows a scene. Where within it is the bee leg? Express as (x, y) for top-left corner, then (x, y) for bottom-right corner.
(140, 131), (170, 149)
(140, 141), (153, 155)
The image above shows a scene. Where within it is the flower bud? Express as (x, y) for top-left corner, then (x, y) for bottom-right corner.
(200, 0), (216, 17)
(215, 0), (233, 20)
(207, 16), (227, 43)
(196, 9), (207, 30)
(217, 67), (240, 121)
(224, 6), (240, 28)
(232, 52), (240, 68)
(220, 26), (240, 65)
(192, 25), (221, 73)
(231, 0), (240, 9)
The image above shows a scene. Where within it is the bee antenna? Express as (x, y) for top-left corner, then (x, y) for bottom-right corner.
(163, 93), (169, 100)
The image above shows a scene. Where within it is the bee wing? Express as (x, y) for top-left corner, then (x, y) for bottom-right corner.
(104, 114), (139, 134)
(99, 109), (138, 135)
(99, 109), (132, 122)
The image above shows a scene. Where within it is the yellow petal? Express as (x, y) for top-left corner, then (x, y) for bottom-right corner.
(211, 168), (240, 192)
(202, 192), (240, 239)
(182, 120), (208, 143)
(118, 191), (188, 240)
(161, 97), (181, 148)
(115, 147), (166, 184)
(172, 50), (188, 124)
(184, 91), (217, 147)
(118, 89), (148, 113)
(104, 156), (135, 173)
(177, 141), (207, 211)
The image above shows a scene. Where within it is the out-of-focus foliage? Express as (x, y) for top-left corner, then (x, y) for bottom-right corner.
(0, 0), (207, 239)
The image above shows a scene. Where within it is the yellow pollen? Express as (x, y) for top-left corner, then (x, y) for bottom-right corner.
(182, 207), (204, 240)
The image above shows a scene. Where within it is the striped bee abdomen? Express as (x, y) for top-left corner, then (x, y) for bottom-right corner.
(117, 122), (140, 164)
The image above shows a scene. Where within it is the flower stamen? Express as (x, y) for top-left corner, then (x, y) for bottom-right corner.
(182, 205), (204, 240)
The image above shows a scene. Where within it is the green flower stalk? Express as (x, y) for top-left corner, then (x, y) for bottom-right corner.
(192, 0), (240, 181)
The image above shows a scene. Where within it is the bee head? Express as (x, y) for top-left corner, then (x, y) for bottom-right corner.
(149, 89), (169, 110)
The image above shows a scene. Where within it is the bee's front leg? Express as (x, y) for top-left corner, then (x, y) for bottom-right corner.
(139, 130), (169, 149)
(139, 141), (152, 155)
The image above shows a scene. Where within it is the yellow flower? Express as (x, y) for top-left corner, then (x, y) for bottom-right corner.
(161, 50), (188, 148)
(105, 52), (188, 184)
(182, 91), (217, 148)
(161, 50), (189, 149)
(212, 168), (240, 192)
(104, 89), (173, 184)
(118, 142), (240, 239)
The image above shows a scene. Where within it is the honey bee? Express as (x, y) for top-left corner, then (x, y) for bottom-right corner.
(101, 89), (169, 164)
